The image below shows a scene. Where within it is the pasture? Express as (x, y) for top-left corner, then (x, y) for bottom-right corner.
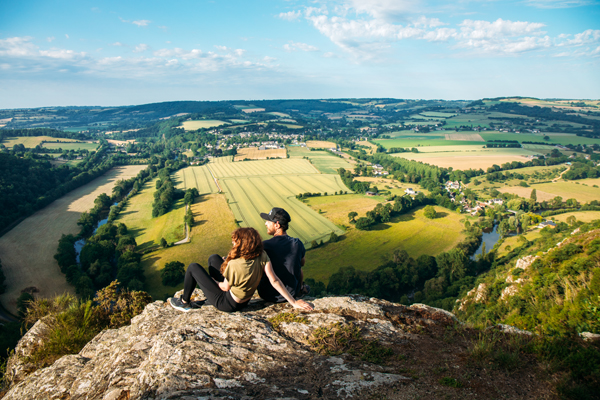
(117, 178), (188, 251)
(0, 165), (146, 313)
(306, 140), (337, 149)
(420, 111), (457, 118)
(141, 193), (239, 299)
(42, 142), (99, 151)
(181, 120), (229, 131)
(288, 146), (354, 174)
(374, 138), (486, 148)
(2, 136), (80, 148)
(445, 133), (484, 141)
(303, 205), (466, 284)
(210, 158), (318, 177)
(499, 180), (600, 204)
(234, 147), (287, 161)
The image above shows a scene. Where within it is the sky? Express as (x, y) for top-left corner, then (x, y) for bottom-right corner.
(0, 0), (599, 108)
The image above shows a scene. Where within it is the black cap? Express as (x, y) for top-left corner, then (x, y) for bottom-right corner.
(260, 207), (291, 225)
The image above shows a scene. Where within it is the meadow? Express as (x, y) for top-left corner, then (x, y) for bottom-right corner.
(0, 165), (146, 313)
(374, 137), (486, 148)
(233, 147), (286, 161)
(303, 204), (466, 284)
(141, 193), (238, 300)
(181, 120), (229, 131)
(2, 136), (80, 148)
(174, 165), (219, 194)
(499, 180), (600, 204)
(42, 142), (99, 151)
(288, 146), (354, 174)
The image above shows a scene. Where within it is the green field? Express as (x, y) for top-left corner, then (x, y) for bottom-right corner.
(42, 142), (99, 151)
(420, 112), (457, 118)
(303, 204), (466, 284)
(1, 136), (81, 148)
(116, 178), (187, 251)
(288, 146), (354, 174)
(141, 193), (238, 300)
(374, 138), (489, 148)
(499, 180), (600, 204)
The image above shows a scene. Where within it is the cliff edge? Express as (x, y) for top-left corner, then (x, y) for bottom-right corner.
(3, 293), (556, 399)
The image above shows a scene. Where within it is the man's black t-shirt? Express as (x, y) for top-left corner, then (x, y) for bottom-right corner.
(258, 235), (305, 303)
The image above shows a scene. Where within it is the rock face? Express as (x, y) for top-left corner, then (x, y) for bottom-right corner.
(3, 293), (556, 400)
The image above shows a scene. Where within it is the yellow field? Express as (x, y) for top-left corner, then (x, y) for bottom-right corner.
(233, 147), (287, 161)
(500, 181), (600, 204)
(181, 120), (229, 131)
(141, 193), (239, 300)
(209, 158), (319, 177)
(0, 165), (146, 313)
(356, 141), (378, 154)
(107, 139), (136, 146)
(2, 136), (79, 148)
(306, 140), (337, 149)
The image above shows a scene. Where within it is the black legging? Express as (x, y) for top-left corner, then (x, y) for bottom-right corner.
(182, 254), (248, 312)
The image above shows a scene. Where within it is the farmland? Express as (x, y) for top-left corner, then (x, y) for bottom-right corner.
(288, 145), (354, 174)
(181, 120), (229, 131)
(42, 142), (99, 151)
(1, 136), (81, 148)
(0, 165), (146, 313)
(116, 178), (187, 251)
(499, 180), (600, 204)
(303, 204), (466, 284)
(141, 193), (238, 299)
(234, 147), (286, 161)
(306, 140), (336, 148)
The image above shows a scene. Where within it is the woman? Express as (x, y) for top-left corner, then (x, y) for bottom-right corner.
(170, 227), (313, 313)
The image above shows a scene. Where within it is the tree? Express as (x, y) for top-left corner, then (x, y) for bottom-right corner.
(161, 261), (185, 286)
(329, 232), (339, 243)
(160, 237), (168, 248)
(566, 215), (577, 225)
(423, 205), (437, 219)
(348, 211), (358, 223)
(530, 188), (537, 202)
(355, 217), (372, 230)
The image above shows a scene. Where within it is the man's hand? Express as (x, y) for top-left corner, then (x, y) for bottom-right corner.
(292, 299), (313, 311)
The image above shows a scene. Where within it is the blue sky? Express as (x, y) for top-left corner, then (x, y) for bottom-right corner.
(1, 0), (599, 108)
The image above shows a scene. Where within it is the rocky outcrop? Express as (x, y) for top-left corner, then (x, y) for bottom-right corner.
(3, 293), (557, 400)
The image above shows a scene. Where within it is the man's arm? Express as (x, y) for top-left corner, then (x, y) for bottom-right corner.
(265, 262), (312, 311)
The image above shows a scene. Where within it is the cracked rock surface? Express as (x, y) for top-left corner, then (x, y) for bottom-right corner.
(3, 293), (557, 399)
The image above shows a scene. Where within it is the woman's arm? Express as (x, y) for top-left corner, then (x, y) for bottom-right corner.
(264, 262), (313, 311)
(218, 278), (231, 292)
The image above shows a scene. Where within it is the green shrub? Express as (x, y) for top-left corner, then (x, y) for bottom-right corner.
(161, 261), (185, 287)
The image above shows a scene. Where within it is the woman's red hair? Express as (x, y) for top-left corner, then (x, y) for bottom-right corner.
(220, 227), (264, 274)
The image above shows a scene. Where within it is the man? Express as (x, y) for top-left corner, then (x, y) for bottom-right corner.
(258, 207), (308, 303)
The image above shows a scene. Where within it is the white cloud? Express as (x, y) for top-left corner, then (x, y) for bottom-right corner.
(133, 44), (149, 53)
(283, 41), (319, 52)
(458, 19), (546, 39)
(112, 42), (126, 47)
(39, 49), (86, 59)
(562, 29), (600, 46)
(47, 36), (55, 43)
(278, 11), (302, 21)
(0, 37), (37, 57)
(65, 34), (69, 39)
(343, 0), (419, 21)
(158, 25), (168, 32)
(132, 20), (151, 27)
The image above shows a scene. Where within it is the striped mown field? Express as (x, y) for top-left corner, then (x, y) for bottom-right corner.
(178, 158), (350, 245)
(174, 165), (219, 194)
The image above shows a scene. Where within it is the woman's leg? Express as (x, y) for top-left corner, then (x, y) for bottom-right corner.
(208, 254), (225, 282)
(182, 263), (205, 303)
